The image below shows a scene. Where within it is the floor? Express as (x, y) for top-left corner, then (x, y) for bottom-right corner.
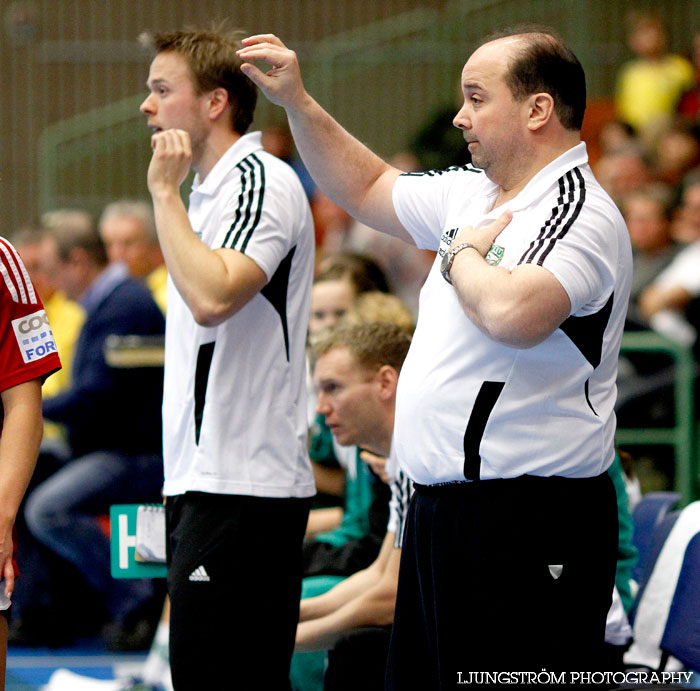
(6, 639), (146, 691)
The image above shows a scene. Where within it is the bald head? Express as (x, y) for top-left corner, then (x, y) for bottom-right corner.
(476, 29), (586, 130)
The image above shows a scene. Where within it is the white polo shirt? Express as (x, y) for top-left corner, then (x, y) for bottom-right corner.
(392, 142), (632, 485)
(162, 131), (316, 499)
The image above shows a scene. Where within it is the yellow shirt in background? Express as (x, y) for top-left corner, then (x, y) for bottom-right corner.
(615, 55), (694, 132)
(146, 264), (168, 315)
(43, 290), (85, 441)
(43, 290), (84, 398)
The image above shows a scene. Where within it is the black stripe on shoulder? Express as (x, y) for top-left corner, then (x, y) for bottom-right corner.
(222, 153), (266, 252)
(232, 156), (258, 251)
(222, 159), (252, 249)
(518, 167), (586, 266)
(240, 153), (266, 253)
(400, 163), (482, 177)
(518, 175), (568, 264)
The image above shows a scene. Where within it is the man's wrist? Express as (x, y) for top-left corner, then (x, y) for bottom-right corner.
(285, 91), (318, 121)
(441, 242), (480, 284)
(149, 185), (183, 206)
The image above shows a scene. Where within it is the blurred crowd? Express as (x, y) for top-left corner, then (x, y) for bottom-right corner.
(590, 12), (700, 434)
(596, 12), (700, 353)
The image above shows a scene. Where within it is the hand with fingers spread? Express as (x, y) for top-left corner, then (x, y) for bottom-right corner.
(237, 34), (309, 110)
(147, 128), (193, 196)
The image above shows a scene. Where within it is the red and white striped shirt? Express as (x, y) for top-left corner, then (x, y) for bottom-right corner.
(0, 236), (61, 394)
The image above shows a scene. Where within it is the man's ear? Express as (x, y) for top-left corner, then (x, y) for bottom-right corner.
(527, 93), (555, 132)
(375, 365), (399, 401)
(207, 87), (230, 121)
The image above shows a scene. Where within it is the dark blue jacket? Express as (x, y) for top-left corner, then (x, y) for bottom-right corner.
(43, 268), (165, 457)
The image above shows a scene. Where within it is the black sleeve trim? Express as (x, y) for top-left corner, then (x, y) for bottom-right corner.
(519, 167), (586, 267)
(222, 153), (266, 254)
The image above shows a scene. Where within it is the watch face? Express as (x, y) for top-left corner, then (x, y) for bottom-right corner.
(440, 249), (451, 276)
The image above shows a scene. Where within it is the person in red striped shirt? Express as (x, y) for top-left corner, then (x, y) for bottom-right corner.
(0, 235), (61, 685)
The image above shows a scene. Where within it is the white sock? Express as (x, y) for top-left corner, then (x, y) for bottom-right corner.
(141, 621), (172, 689)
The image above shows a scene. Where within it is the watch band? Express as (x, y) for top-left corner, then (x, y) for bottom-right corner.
(441, 242), (478, 285)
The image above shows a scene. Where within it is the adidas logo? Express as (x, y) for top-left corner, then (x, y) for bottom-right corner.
(188, 565), (210, 582)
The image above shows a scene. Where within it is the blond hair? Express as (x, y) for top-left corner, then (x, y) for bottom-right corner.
(345, 291), (415, 333)
(140, 24), (256, 135)
(311, 322), (412, 374)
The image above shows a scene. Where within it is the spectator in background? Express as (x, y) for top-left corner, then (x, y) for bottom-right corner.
(308, 270), (356, 340)
(650, 119), (700, 192)
(99, 200), (167, 314)
(306, 271), (357, 511)
(309, 252), (390, 339)
(677, 27), (700, 124)
(12, 227), (84, 401)
(594, 144), (655, 206)
(684, 293), (700, 361)
(617, 179), (700, 428)
(639, 179), (700, 346)
(621, 184), (682, 328)
(615, 11), (694, 146)
(303, 288), (415, 581)
(597, 119), (637, 158)
(307, 253), (391, 509)
(670, 171), (700, 243)
(315, 252), (390, 295)
(638, 177), (700, 347)
(345, 291), (415, 333)
(292, 321), (412, 691)
(24, 215), (166, 651)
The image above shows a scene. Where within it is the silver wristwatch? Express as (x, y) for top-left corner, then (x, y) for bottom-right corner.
(440, 242), (478, 284)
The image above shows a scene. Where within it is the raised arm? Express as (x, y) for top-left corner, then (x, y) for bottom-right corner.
(146, 129), (267, 327)
(238, 35), (412, 244)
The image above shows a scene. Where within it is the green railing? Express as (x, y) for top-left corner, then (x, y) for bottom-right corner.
(38, 94), (148, 214)
(616, 331), (697, 504)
